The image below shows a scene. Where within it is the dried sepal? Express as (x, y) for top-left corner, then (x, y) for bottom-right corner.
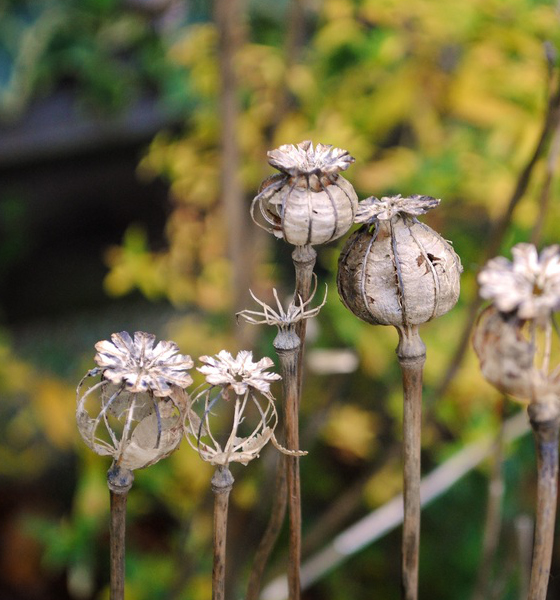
(251, 140), (358, 246)
(237, 276), (327, 330)
(479, 243), (560, 322)
(95, 331), (194, 397)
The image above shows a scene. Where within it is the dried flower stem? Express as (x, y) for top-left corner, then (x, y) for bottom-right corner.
(274, 329), (302, 600)
(107, 464), (134, 600)
(211, 465), (235, 600)
(527, 401), (560, 600)
(396, 325), (426, 600)
(292, 244), (317, 391)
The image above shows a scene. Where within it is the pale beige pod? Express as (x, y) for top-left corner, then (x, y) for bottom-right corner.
(337, 195), (462, 326)
(251, 140), (358, 246)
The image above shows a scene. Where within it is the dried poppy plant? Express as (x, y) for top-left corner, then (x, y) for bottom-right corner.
(76, 331), (193, 600)
(337, 195), (462, 600)
(473, 243), (560, 600)
(238, 282), (324, 600)
(184, 350), (292, 600)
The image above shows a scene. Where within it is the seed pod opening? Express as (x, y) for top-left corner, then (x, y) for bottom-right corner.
(251, 140), (358, 246)
(337, 195), (462, 327)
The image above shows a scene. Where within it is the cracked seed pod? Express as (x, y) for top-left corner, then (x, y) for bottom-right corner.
(473, 244), (560, 402)
(337, 195), (462, 326)
(251, 140), (358, 246)
(76, 331), (193, 470)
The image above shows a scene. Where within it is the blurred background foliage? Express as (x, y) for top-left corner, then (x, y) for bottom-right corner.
(1, 0), (560, 599)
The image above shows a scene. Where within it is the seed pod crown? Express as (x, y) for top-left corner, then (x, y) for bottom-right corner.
(251, 140), (358, 246)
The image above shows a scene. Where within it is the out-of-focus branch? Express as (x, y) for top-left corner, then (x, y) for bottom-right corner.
(214, 0), (254, 345)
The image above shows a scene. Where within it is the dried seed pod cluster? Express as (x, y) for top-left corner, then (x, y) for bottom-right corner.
(251, 140), (358, 246)
(473, 244), (560, 402)
(77, 332), (193, 470)
(337, 195), (462, 327)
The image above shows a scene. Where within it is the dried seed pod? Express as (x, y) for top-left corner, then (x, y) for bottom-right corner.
(251, 140), (358, 246)
(337, 195), (462, 327)
(76, 331), (193, 470)
(474, 244), (560, 402)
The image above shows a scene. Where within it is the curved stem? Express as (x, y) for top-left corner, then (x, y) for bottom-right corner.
(107, 464), (134, 600)
(211, 465), (235, 600)
(527, 401), (560, 600)
(395, 325), (426, 600)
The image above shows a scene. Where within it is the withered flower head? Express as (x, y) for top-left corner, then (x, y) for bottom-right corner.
(77, 332), (192, 471)
(251, 140), (358, 246)
(478, 243), (560, 321)
(355, 194), (441, 223)
(198, 350), (281, 396)
(267, 140), (355, 177)
(337, 194), (461, 327)
(95, 331), (194, 397)
(186, 351), (298, 466)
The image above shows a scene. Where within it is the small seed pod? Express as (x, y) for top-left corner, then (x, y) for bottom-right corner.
(76, 331), (193, 470)
(337, 195), (462, 327)
(251, 140), (358, 246)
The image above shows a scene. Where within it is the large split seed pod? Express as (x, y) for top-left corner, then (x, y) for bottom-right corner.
(251, 140), (358, 246)
(337, 195), (462, 326)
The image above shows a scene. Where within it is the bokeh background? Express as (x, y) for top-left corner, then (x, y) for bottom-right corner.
(1, 0), (560, 599)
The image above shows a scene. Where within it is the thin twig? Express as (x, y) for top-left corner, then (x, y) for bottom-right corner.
(527, 401), (560, 600)
(107, 464), (134, 600)
(211, 465), (235, 600)
(396, 325), (426, 600)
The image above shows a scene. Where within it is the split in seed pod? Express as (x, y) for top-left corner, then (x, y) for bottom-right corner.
(76, 331), (194, 471)
(251, 140), (358, 246)
(337, 194), (462, 327)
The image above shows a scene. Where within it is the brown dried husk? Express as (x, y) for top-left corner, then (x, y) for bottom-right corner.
(337, 216), (461, 326)
(472, 306), (560, 402)
(263, 174), (358, 246)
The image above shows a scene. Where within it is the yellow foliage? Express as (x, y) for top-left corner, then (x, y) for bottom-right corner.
(321, 403), (379, 460)
(33, 377), (76, 450)
(232, 475), (258, 509)
(363, 458), (402, 507)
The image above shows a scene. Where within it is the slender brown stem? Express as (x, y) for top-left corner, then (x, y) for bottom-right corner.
(211, 465), (235, 600)
(107, 464), (134, 600)
(275, 330), (302, 600)
(527, 401), (560, 600)
(395, 324), (426, 600)
(292, 244), (317, 398)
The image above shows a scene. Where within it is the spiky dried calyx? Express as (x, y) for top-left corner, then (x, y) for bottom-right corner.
(251, 140), (358, 246)
(198, 350), (281, 396)
(95, 331), (194, 397)
(337, 195), (462, 327)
